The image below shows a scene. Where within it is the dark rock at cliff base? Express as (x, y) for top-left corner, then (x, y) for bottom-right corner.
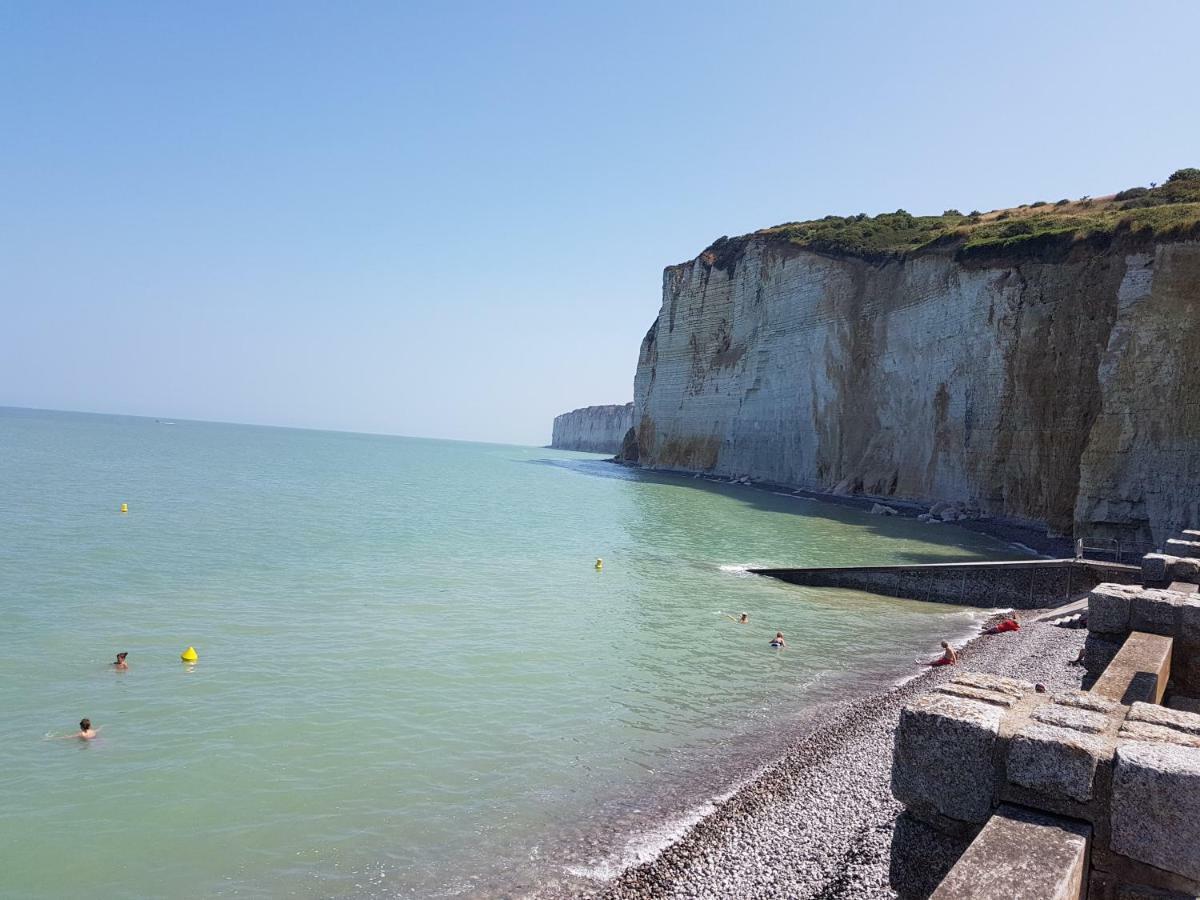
(618, 426), (639, 463)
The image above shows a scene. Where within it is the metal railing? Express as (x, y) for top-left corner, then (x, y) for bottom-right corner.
(1074, 537), (1159, 565)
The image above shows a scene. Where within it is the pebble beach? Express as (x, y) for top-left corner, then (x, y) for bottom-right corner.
(588, 620), (1088, 900)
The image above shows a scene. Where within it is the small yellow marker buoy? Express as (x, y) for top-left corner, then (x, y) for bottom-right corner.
(595, 558), (603, 570)
(120, 503), (128, 513)
(180, 646), (198, 663)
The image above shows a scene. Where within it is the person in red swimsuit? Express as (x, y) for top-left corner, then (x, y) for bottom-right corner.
(927, 641), (958, 666)
(982, 618), (1020, 635)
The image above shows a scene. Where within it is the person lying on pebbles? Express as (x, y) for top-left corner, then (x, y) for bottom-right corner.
(981, 617), (1019, 635)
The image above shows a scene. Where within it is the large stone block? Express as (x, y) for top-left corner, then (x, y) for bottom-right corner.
(1090, 583), (1136, 634)
(1143, 554), (1200, 585)
(1119, 720), (1200, 749)
(1165, 537), (1200, 558)
(1008, 722), (1106, 802)
(1052, 690), (1122, 716)
(1092, 632), (1173, 706)
(1143, 554), (1169, 583)
(1126, 702), (1200, 737)
(1032, 703), (1110, 734)
(935, 672), (1034, 711)
(930, 804), (1090, 900)
(939, 683), (1021, 708)
(893, 693), (1003, 824)
(1090, 585), (1193, 637)
(1129, 590), (1184, 636)
(1179, 597), (1200, 645)
(1111, 741), (1200, 881)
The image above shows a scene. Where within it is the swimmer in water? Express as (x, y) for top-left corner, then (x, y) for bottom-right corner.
(53, 718), (100, 741)
(770, 631), (786, 648)
(926, 641), (958, 667)
(113, 652), (128, 670)
(722, 612), (750, 624)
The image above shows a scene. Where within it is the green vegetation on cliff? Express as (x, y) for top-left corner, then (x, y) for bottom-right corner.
(701, 168), (1200, 266)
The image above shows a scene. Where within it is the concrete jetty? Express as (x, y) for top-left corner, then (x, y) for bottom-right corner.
(752, 559), (1141, 609)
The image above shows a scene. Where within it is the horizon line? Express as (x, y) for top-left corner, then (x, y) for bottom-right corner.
(0, 403), (551, 451)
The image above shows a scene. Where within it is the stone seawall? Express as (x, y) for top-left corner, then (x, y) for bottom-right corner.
(753, 559), (1141, 609)
(551, 403), (633, 453)
(628, 236), (1200, 542)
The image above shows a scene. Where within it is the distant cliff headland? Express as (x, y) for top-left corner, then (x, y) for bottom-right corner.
(595, 169), (1200, 541)
(551, 403), (634, 453)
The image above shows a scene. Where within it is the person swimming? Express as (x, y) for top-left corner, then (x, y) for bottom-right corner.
(770, 631), (786, 648)
(113, 652), (128, 670)
(926, 641), (957, 667)
(53, 718), (99, 741)
(739, 613), (748, 624)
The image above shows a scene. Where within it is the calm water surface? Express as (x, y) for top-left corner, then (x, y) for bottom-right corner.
(0, 409), (1023, 897)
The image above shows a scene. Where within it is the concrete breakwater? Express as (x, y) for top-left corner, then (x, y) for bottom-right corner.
(551, 403), (633, 453)
(753, 559), (1141, 609)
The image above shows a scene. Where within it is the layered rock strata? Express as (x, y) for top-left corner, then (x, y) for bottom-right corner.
(628, 235), (1200, 541)
(550, 403), (633, 453)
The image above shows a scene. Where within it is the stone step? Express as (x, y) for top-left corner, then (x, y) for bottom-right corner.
(930, 804), (1090, 900)
(1091, 632), (1173, 705)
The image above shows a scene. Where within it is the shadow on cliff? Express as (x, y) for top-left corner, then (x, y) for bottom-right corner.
(524, 457), (1036, 565)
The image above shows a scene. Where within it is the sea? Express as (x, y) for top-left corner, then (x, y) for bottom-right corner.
(0, 407), (1024, 898)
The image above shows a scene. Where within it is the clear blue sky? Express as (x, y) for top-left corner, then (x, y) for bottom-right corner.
(3, 1), (1197, 445)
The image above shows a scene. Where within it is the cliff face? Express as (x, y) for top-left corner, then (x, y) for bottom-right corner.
(630, 238), (1200, 541)
(552, 403), (634, 453)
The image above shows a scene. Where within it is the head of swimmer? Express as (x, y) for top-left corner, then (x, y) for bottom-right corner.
(80, 718), (91, 732)
(775, 632), (784, 639)
(738, 613), (748, 623)
(941, 641), (949, 649)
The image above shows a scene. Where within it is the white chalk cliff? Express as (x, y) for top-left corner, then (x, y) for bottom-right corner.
(552, 403), (634, 453)
(626, 235), (1200, 541)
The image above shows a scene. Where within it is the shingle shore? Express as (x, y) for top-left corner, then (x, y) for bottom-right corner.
(590, 622), (1087, 900)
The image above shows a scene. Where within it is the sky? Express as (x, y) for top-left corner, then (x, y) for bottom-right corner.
(2, 1), (1198, 445)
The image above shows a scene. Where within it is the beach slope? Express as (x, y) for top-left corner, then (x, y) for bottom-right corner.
(594, 622), (1086, 900)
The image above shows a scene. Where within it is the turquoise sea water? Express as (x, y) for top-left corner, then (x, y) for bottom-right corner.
(0, 408), (1023, 898)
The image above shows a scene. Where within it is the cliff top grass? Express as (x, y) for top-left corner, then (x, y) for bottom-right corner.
(700, 168), (1200, 266)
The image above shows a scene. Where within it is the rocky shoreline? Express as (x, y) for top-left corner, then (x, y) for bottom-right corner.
(582, 620), (1087, 900)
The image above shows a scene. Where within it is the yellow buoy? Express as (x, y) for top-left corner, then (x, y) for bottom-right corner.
(595, 558), (603, 570)
(120, 503), (128, 513)
(180, 646), (198, 662)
